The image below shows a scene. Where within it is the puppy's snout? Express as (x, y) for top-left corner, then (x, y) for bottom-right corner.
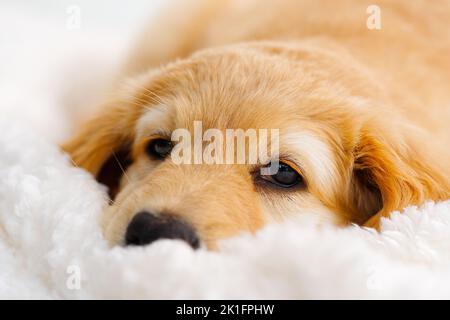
(125, 211), (200, 249)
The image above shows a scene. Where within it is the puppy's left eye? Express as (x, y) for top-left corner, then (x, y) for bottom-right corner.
(146, 139), (173, 159)
(259, 162), (304, 188)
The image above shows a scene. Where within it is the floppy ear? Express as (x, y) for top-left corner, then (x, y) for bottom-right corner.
(350, 122), (450, 228)
(62, 101), (143, 198)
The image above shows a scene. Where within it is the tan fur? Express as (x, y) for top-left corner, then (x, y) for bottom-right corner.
(63, 0), (450, 248)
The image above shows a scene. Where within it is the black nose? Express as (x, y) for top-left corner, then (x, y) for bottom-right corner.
(125, 211), (200, 249)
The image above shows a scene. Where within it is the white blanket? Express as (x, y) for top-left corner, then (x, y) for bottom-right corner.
(1, 1), (450, 299)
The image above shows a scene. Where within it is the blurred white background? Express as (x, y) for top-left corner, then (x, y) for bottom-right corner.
(0, 0), (163, 142)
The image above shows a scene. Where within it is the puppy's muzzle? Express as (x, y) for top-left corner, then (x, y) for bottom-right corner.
(125, 211), (200, 249)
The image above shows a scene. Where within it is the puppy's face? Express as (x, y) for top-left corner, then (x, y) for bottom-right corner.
(64, 42), (449, 249)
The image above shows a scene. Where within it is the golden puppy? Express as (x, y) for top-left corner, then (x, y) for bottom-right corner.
(63, 0), (450, 249)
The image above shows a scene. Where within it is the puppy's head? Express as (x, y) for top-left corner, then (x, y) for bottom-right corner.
(63, 42), (450, 249)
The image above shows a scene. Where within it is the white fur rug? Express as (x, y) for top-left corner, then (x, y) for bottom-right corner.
(1, 1), (450, 300)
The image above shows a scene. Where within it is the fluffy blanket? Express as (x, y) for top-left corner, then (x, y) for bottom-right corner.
(1, 2), (450, 299)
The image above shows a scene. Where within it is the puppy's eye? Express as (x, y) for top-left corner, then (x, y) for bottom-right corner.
(260, 162), (304, 188)
(146, 139), (173, 159)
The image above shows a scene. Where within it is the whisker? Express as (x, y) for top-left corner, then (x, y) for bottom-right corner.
(110, 148), (132, 185)
(108, 147), (150, 214)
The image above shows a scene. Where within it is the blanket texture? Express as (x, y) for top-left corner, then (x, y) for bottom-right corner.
(1, 1), (450, 299)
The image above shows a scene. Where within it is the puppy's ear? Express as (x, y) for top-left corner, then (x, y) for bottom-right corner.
(62, 101), (143, 198)
(349, 122), (450, 228)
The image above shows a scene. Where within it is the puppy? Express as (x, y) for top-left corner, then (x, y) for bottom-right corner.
(63, 0), (450, 249)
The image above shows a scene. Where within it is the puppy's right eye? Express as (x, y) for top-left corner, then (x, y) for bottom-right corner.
(146, 139), (173, 159)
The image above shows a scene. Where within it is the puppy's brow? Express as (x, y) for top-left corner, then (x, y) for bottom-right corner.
(136, 104), (170, 140)
(282, 131), (337, 193)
